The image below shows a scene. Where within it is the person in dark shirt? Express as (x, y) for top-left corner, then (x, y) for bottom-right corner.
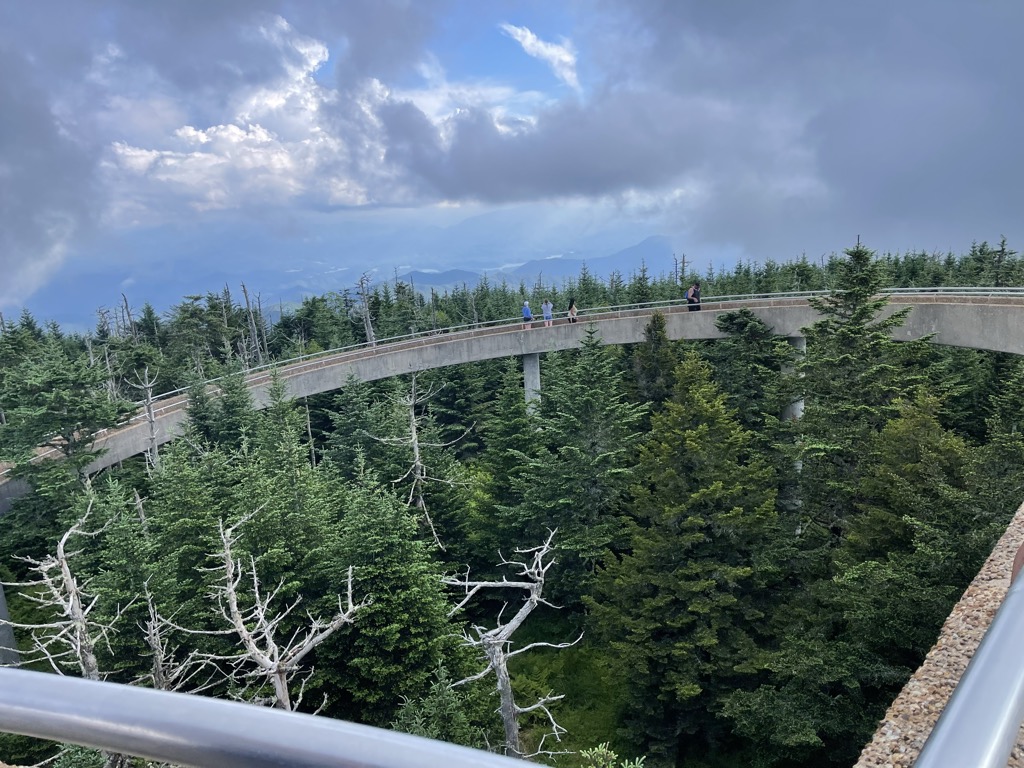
(567, 298), (578, 323)
(686, 281), (702, 312)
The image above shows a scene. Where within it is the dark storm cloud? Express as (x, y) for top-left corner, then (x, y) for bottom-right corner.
(2, 0), (1021, 311)
(383, 0), (1024, 257)
(0, 44), (100, 306)
(608, 0), (1024, 255)
(382, 88), (723, 200)
(98, 0), (442, 96)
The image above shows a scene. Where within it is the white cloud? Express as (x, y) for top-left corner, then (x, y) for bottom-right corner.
(499, 23), (580, 91)
(102, 15), (368, 219)
(392, 53), (549, 143)
(98, 12), (573, 224)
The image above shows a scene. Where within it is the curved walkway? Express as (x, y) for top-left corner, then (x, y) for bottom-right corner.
(4, 288), (1024, 499)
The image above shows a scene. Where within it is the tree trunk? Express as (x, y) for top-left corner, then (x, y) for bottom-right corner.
(0, 582), (20, 666)
(489, 643), (522, 758)
(273, 669), (292, 711)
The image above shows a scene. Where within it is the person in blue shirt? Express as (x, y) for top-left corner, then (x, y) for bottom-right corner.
(522, 301), (533, 329)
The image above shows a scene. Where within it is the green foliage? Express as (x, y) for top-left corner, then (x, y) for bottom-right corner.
(390, 667), (494, 749)
(590, 351), (778, 765)
(703, 308), (797, 435)
(52, 744), (105, 768)
(0, 337), (132, 467)
(5, 242), (1024, 768)
(184, 365), (255, 446)
(0, 733), (59, 766)
(627, 312), (680, 414)
(579, 743), (647, 768)
(509, 330), (646, 602)
(799, 243), (931, 542)
(311, 469), (456, 726)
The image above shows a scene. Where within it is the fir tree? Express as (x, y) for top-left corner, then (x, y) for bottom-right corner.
(510, 330), (646, 602)
(799, 243), (930, 542)
(590, 351), (777, 765)
(310, 468), (455, 726)
(627, 312), (680, 415)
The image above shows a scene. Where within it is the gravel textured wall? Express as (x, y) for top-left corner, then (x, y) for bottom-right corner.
(855, 502), (1024, 768)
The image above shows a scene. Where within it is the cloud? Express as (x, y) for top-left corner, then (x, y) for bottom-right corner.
(0, 46), (99, 308)
(573, 0), (1024, 257)
(2, 0), (1022, 313)
(499, 23), (580, 91)
(100, 15), (375, 221)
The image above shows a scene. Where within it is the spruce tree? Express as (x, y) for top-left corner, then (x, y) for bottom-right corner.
(628, 312), (680, 416)
(589, 351), (777, 765)
(799, 243), (929, 542)
(310, 468), (455, 727)
(510, 330), (645, 603)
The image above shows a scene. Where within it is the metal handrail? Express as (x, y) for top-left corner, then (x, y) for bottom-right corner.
(114, 287), (1024, 405)
(914, 575), (1024, 768)
(0, 667), (522, 768)
(4, 287), (1024, 480)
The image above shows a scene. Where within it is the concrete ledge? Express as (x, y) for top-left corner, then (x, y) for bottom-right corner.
(855, 502), (1024, 767)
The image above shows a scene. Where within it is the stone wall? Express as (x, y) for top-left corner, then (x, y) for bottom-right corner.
(855, 502), (1024, 767)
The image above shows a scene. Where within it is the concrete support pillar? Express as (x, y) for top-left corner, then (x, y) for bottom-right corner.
(523, 353), (541, 405)
(0, 477), (31, 516)
(0, 582), (19, 667)
(781, 335), (806, 422)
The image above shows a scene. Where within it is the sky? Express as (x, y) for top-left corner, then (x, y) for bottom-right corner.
(1, 0), (1022, 323)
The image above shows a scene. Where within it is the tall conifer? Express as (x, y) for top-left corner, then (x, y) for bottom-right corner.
(590, 351), (777, 765)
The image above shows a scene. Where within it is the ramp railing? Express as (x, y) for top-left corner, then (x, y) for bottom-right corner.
(0, 667), (522, 768)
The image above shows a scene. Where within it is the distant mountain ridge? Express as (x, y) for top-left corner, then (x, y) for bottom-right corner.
(23, 230), (677, 330)
(393, 235), (676, 293)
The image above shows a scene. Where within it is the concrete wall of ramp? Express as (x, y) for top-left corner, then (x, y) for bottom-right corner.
(5, 293), (1024, 514)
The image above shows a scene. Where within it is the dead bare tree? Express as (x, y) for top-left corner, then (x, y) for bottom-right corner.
(369, 374), (472, 550)
(444, 530), (581, 759)
(121, 294), (139, 343)
(256, 292), (271, 362)
(240, 282), (267, 368)
(356, 271), (377, 347)
(126, 366), (161, 472)
(137, 582), (220, 696)
(0, 582), (18, 667)
(174, 510), (366, 711)
(0, 502), (133, 768)
(0, 503), (119, 678)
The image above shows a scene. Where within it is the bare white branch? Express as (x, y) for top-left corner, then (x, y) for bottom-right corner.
(194, 510), (366, 710)
(441, 530), (572, 758)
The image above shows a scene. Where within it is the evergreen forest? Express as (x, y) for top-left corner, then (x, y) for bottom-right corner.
(2, 240), (1024, 768)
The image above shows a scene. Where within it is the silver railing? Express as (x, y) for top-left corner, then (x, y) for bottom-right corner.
(914, 574), (1024, 768)
(6, 285), (1024, 482)
(0, 667), (522, 768)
